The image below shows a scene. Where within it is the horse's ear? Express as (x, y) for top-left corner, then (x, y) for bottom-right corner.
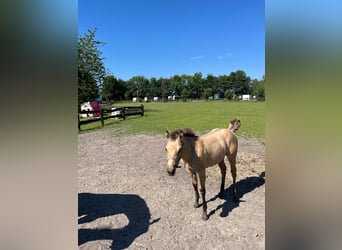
(229, 120), (234, 128)
(230, 118), (237, 124)
(165, 130), (169, 139)
(236, 118), (241, 126)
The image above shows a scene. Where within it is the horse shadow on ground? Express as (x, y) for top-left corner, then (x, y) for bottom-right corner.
(207, 171), (265, 218)
(78, 193), (160, 250)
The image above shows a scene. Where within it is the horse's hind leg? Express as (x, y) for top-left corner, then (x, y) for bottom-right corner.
(228, 155), (238, 201)
(191, 172), (200, 208)
(198, 170), (208, 220)
(218, 161), (227, 199)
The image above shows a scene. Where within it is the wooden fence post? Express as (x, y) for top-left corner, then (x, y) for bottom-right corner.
(121, 107), (126, 120)
(141, 104), (144, 116)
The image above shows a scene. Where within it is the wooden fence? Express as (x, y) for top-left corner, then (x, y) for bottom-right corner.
(78, 105), (144, 131)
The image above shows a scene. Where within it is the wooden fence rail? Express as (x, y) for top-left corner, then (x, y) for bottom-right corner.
(78, 105), (144, 131)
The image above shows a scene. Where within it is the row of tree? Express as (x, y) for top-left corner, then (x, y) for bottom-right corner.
(78, 29), (265, 106)
(101, 71), (265, 102)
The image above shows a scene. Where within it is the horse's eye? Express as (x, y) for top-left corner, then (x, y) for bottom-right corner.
(165, 148), (167, 152)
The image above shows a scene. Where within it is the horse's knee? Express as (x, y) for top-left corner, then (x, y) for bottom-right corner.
(199, 187), (206, 196)
(192, 179), (197, 187)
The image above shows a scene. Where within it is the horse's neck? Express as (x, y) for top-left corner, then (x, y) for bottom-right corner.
(181, 137), (203, 163)
(228, 124), (235, 132)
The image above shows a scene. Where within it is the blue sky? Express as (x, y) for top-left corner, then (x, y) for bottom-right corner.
(78, 0), (264, 80)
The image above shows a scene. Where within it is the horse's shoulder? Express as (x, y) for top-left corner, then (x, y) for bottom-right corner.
(195, 138), (205, 158)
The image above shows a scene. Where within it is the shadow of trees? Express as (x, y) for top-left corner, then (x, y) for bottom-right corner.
(208, 171), (265, 218)
(78, 193), (158, 250)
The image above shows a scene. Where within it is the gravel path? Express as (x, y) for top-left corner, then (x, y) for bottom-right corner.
(78, 129), (265, 249)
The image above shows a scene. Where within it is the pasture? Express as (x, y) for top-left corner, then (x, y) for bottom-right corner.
(79, 101), (265, 138)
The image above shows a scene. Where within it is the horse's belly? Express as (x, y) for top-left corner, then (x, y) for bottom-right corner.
(205, 151), (226, 166)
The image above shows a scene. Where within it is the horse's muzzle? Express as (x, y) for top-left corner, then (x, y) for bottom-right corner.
(167, 168), (176, 176)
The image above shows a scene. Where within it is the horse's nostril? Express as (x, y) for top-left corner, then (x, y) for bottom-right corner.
(167, 168), (176, 176)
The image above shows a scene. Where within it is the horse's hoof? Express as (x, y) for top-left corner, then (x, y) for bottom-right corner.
(202, 214), (208, 221)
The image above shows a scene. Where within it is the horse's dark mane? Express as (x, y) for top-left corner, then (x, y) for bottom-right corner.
(169, 128), (197, 140)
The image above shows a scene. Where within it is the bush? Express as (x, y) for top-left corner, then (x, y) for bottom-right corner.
(224, 89), (234, 100)
(202, 88), (213, 100)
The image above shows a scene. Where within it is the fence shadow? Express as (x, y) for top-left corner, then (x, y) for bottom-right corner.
(208, 171), (265, 218)
(79, 192), (157, 250)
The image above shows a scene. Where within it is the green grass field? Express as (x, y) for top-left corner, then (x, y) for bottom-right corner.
(79, 101), (264, 139)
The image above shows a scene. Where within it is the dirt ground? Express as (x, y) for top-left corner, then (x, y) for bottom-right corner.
(78, 129), (265, 250)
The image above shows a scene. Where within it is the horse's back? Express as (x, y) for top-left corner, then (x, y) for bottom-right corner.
(202, 128), (235, 143)
(200, 128), (237, 165)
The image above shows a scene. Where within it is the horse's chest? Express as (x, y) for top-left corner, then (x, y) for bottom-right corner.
(185, 163), (203, 173)
(185, 156), (207, 172)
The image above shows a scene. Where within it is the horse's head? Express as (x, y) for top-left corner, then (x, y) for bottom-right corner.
(164, 130), (184, 176)
(228, 119), (241, 132)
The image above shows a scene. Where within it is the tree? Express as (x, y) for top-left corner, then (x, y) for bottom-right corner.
(101, 75), (115, 102)
(180, 75), (192, 101)
(78, 71), (98, 107)
(149, 77), (161, 98)
(217, 75), (231, 96)
(169, 75), (183, 97)
(205, 74), (217, 90)
(232, 70), (250, 96)
(160, 77), (171, 100)
(192, 72), (203, 99)
(252, 76), (265, 100)
(224, 89), (234, 100)
(202, 88), (213, 100)
(115, 79), (127, 101)
(78, 28), (106, 106)
(101, 76), (127, 103)
(126, 76), (149, 99)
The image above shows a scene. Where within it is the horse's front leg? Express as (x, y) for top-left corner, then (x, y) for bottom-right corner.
(191, 172), (200, 208)
(198, 170), (208, 220)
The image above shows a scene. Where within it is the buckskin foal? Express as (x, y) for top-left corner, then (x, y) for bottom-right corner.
(165, 124), (239, 220)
